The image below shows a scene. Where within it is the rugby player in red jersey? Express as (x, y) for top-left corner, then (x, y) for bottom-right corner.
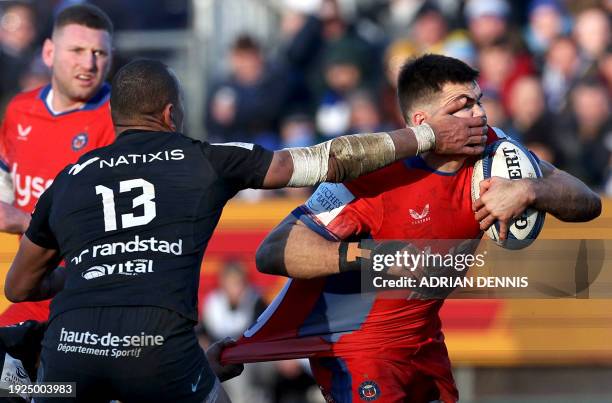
(224, 55), (601, 403)
(0, 5), (115, 325)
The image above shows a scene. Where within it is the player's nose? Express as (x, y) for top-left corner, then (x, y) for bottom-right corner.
(473, 103), (485, 118)
(80, 51), (97, 72)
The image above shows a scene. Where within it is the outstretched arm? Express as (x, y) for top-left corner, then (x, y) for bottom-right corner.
(474, 160), (602, 240)
(261, 97), (487, 188)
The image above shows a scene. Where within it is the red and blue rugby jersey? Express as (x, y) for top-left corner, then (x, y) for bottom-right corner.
(0, 84), (114, 326)
(223, 127), (504, 363)
(0, 84), (115, 213)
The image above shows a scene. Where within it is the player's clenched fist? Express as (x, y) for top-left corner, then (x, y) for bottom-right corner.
(206, 338), (245, 382)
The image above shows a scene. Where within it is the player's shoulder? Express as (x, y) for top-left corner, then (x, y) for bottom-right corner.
(4, 87), (44, 113)
(345, 160), (411, 197)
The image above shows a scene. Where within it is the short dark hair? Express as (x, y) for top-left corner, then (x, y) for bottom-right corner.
(232, 34), (260, 53)
(110, 59), (180, 123)
(397, 54), (479, 122)
(54, 4), (113, 36)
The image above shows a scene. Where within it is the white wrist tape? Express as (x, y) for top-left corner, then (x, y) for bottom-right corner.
(286, 132), (396, 187)
(411, 123), (436, 154)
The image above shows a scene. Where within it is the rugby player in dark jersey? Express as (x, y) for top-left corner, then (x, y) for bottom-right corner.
(3, 59), (487, 402)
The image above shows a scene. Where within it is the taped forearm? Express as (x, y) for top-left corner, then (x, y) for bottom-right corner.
(286, 132), (396, 187)
(285, 125), (436, 187)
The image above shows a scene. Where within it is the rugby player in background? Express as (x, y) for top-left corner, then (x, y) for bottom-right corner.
(226, 55), (602, 403)
(0, 4), (116, 326)
(3, 58), (488, 402)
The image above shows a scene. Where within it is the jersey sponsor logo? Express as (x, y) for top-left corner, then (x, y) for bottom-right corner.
(409, 204), (431, 224)
(57, 328), (164, 359)
(97, 149), (185, 169)
(71, 236), (183, 266)
(71, 132), (89, 151)
(16, 124), (31, 140)
(304, 183), (355, 226)
(81, 259), (153, 280)
(12, 163), (53, 207)
(68, 157), (100, 176)
(358, 380), (380, 401)
(211, 142), (254, 150)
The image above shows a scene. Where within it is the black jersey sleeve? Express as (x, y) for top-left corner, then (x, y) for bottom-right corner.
(25, 182), (59, 250)
(201, 142), (274, 190)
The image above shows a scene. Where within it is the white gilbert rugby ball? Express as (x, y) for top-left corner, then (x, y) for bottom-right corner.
(471, 137), (545, 249)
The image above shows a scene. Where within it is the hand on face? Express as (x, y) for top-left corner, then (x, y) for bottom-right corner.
(421, 81), (488, 156)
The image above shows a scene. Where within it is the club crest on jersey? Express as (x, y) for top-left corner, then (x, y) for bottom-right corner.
(358, 380), (380, 401)
(17, 124), (31, 140)
(409, 204), (431, 224)
(72, 133), (88, 151)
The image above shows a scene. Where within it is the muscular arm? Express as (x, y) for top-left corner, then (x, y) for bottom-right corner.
(5, 236), (64, 302)
(261, 98), (487, 188)
(256, 215), (361, 279)
(474, 160), (602, 239)
(528, 161), (602, 222)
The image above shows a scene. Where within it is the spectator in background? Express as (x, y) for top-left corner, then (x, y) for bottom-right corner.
(202, 260), (266, 342)
(480, 88), (509, 130)
(465, 0), (511, 48)
(410, 2), (448, 54)
(554, 80), (611, 189)
(477, 37), (534, 112)
(542, 36), (585, 113)
(281, 0), (375, 135)
(205, 34), (289, 146)
(315, 38), (368, 137)
(573, 7), (610, 64)
(524, 0), (569, 64)
(506, 75), (556, 163)
(0, 2), (38, 111)
(347, 90), (389, 135)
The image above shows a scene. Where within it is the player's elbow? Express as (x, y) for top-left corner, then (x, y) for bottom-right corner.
(585, 192), (602, 222)
(255, 241), (284, 276)
(4, 282), (27, 303)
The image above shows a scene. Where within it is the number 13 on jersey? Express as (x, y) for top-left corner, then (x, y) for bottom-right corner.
(95, 178), (156, 232)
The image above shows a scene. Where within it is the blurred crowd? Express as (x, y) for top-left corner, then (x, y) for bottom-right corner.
(1, 0), (611, 194)
(203, 0), (611, 195)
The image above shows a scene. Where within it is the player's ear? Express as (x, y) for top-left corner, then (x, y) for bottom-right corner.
(412, 111), (427, 126)
(42, 39), (54, 68)
(162, 103), (176, 131)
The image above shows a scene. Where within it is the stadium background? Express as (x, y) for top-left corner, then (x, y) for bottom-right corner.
(0, 0), (611, 402)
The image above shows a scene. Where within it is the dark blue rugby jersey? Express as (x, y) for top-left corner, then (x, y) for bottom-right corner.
(26, 130), (273, 322)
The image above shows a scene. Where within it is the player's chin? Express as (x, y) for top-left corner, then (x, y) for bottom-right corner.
(70, 84), (102, 102)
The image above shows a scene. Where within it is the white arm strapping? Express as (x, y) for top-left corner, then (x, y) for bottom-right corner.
(286, 131), (396, 187)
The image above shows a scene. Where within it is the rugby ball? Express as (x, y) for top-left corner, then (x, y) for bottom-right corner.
(471, 137), (545, 249)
